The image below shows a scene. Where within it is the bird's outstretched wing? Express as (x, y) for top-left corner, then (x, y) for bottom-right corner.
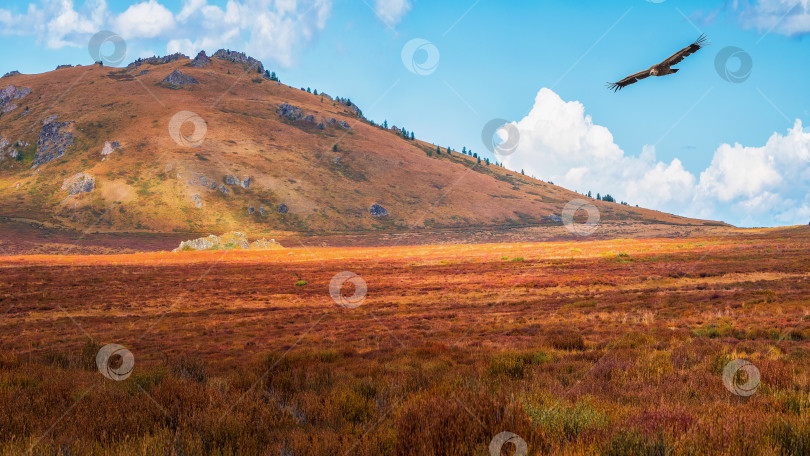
(661, 34), (709, 67)
(606, 69), (652, 92)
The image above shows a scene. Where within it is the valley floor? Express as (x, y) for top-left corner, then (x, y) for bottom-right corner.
(1, 228), (809, 455)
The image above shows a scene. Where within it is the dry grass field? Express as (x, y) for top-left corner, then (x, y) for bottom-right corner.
(1, 226), (809, 455)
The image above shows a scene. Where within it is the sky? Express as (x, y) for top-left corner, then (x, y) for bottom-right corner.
(1, 0), (810, 227)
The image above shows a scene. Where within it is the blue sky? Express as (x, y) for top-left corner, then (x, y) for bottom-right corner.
(2, 0), (810, 227)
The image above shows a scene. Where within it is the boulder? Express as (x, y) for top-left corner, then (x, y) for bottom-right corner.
(190, 50), (211, 68)
(191, 194), (202, 208)
(340, 120), (351, 129)
(250, 238), (282, 250)
(61, 172), (95, 196)
(248, 206), (255, 215)
(101, 141), (120, 157)
(56, 64), (73, 70)
(224, 175), (251, 188)
(369, 204), (389, 217)
(259, 206), (266, 215)
(159, 70), (199, 89)
(548, 215), (562, 223)
(32, 117), (74, 168)
(278, 103), (303, 120)
(219, 185), (229, 194)
(278, 203), (289, 214)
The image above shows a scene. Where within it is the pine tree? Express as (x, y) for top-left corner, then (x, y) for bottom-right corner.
(597, 193), (601, 200)
(462, 146), (467, 155)
(410, 132), (415, 140)
(314, 89), (318, 95)
(446, 147), (451, 155)
(333, 144), (338, 152)
(436, 146), (441, 155)
(383, 120), (388, 129)
(307, 87), (311, 93)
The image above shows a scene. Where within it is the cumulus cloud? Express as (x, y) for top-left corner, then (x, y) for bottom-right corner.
(503, 88), (810, 227)
(374, 0), (410, 27)
(0, 0), (333, 68)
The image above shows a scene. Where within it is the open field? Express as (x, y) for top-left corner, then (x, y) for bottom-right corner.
(1, 227), (809, 455)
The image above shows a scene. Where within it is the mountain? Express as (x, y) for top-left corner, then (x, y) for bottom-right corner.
(0, 50), (725, 244)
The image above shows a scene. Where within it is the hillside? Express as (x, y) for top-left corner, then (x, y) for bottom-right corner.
(0, 51), (724, 245)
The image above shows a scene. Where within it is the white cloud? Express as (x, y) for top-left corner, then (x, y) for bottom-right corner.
(114, 0), (175, 39)
(0, 0), (333, 68)
(737, 0), (810, 36)
(505, 88), (810, 227)
(374, 0), (410, 27)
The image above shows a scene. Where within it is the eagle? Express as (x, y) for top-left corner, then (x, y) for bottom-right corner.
(607, 34), (709, 92)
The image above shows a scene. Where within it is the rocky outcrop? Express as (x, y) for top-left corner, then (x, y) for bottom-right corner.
(159, 70), (199, 89)
(369, 204), (389, 217)
(127, 53), (188, 70)
(548, 215), (562, 223)
(212, 50), (266, 74)
(278, 203), (289, 214)
(224, 175), (251, 189)
(219, 185), (229, 194)
(339, 120), (351, 129)
(190, 51), (211, 68)
(56, 64), (73, 70)
(173, 231), (282, 252)
(2, 71), (20, 78)
(61, 172), (95, 196)
(32, 117), (74, 168)
(278, 103), (303, 120)
(0, 85), (32, 112)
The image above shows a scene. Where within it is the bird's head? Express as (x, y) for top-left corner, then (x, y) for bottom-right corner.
(650, 68), (658, 76)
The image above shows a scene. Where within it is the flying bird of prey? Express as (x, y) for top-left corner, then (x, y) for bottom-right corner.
(607, 34), (709, 92)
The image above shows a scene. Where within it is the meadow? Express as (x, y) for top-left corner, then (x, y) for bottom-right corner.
(1, 227), (809, 455)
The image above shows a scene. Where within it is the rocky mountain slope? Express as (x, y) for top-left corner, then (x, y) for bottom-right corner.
(0, 50), (723, 238)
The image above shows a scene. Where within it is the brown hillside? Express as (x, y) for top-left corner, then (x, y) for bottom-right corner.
(0, 52), (725, 242)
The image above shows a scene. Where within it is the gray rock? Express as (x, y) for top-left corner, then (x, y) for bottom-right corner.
(259, 206), (266, 215)
(60, 172), (95, 195)
(0, 85), (32, 111)
(139, 70), (148, 75)
(278, 103), (303, 120)
(248, 206), (255, 214)
(303, 115), (315, 123)
(190, 50), (211, 68)
(317, 122), (326, 130)
(219, 185), (229, 194)
(56, 64), (73, 70)
(278, 203), (288, 214)
(369, 204), (389, 217)
(101, 141), (120, 157)
(8, 149), (19, 159)
(32, 119), (74, 168)
(340, 120), (351, 129)
(223, 175), (251, 188)
(127, 53), (188, 70)
(192, 194), (202, 208)
(548, 215), (562, 223)
(160, 70), (199, 89)
(320, 92), (333, 100)
(212, 49), (266, 74)
(2, 103), (18, 113)
(192, 173), (215, 188)
(328, 118), (338, 125)
(2, 71), (20, 78)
